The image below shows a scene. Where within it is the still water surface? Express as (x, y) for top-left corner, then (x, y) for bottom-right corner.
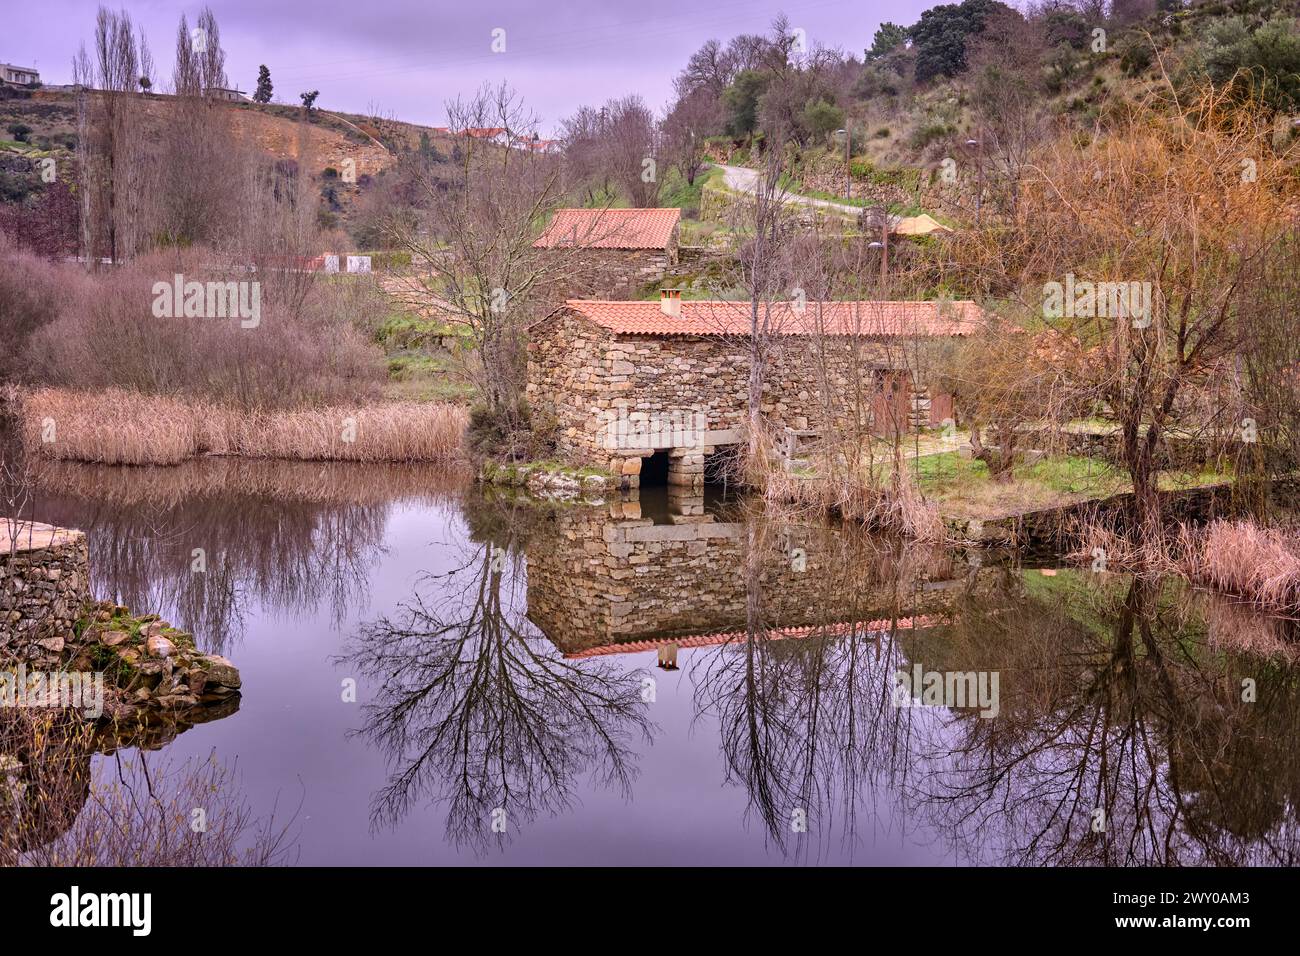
(21, 458), (1300, 865)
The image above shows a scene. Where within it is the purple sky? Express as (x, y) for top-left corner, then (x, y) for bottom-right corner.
(7, 0), (936, 133)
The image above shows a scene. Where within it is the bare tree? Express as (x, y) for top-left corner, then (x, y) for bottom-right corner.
(73, 6), (151, 265)
(727, 148), (800, 473)
(604, 95), (660, 207)
(343, 502), (651, 853)
(156, 8), (242, 247)
(663, 87), (721, 187)
(384, 84), (595, 444)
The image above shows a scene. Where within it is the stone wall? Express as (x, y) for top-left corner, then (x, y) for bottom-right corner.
(544, 245), (676, 301)
(527, 309), (914, 472)
(1, 522), (89, 656)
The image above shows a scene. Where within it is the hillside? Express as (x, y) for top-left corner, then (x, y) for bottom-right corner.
(0, 87), (460, 244)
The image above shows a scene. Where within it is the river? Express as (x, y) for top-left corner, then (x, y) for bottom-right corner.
(13, 457), (1300, 865)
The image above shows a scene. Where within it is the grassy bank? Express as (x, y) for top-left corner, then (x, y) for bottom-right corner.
(18, 388), (467, 466)
(912, 450), (1233, 519)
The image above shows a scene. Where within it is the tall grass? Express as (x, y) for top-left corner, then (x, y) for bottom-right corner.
(19, 388), (467, 465)
(1068, 515), (1300, 620)
(1180, 520), (1300, 617)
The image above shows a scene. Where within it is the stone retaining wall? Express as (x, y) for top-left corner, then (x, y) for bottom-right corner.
(1, 522), (89, 654)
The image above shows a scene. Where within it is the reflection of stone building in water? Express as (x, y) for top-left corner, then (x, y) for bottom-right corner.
(524, 490), (969, 656)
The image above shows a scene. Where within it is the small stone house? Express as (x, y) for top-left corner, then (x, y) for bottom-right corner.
(533, 208), (681, 300)
(527, 293), (981, 486)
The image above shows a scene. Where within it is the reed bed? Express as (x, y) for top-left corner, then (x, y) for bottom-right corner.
(18, 388), (468, 466)
(1179, 519), (1300, 617)
(1067, 513), (1300, 621)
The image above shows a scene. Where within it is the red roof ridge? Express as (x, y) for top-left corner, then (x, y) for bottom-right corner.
(534, 207), (682, 250)
(548, 298), (985, 338)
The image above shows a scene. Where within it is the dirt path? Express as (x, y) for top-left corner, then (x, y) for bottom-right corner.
(713, 162), (865, 219)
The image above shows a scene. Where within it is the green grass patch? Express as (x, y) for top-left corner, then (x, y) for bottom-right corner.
(375, 310), (471, 351)
(385, 353), (475, 403)
(912, 448), (1235, 518)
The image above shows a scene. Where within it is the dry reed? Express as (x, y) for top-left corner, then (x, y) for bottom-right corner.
(1180, 519), (1300, 617)
(757, 439), (945, 542)
(18, 388), (468, 466)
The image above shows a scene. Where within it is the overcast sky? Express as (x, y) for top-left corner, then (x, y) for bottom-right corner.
(6, 0), (937, 133)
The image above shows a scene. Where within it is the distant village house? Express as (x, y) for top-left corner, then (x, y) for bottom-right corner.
(0, 63), (41, 87)
(533, 207), (681, 300)
(207, 87), (250, 102)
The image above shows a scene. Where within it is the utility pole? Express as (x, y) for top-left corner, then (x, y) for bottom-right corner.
(868, 207), (889, 287)
(966, 136), (983, 226)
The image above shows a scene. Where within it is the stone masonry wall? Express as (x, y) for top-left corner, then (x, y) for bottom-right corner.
(1, 522), (90, 655)
(546, 244), (677, 301)
(527, 310), (905, 472)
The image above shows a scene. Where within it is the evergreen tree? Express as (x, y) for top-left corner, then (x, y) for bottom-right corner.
(253, 64), (273, 103)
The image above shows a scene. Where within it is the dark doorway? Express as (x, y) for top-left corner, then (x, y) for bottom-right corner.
(641, 450), (670, 485)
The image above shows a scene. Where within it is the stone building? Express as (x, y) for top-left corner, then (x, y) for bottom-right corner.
(526, 293), (980, 487)
(533, 207), (681, 300)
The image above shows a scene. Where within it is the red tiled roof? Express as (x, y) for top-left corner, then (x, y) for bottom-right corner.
(534, 208), (682, 250)
(556, 298), (984, 337)
(564, 615), (942, 658)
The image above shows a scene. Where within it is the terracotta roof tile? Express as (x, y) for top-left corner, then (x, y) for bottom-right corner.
(534, 208), (681, 250)
(558, 298), (984, 337)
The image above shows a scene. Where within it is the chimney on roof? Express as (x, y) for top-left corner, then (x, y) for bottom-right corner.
(660, 289), (682, 318)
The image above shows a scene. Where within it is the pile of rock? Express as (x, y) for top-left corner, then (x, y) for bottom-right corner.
(3, 520), (241, 731)
(71, 602), (242, 721)
(479, 461), (613, 500)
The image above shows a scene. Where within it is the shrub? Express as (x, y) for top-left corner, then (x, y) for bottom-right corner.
(466, 400), (554, 462)
(25, 246), (389, 409)
(0, 236), (91, 383)
(1117, 35), (1154, 76)
(909, 121), (953, 149)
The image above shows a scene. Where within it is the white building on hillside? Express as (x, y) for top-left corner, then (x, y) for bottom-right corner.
(1, 63), (41, 86)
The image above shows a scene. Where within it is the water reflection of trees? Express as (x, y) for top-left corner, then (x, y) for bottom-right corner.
(906, 575), (1300, 866)
(1, 708), (294, 866)
(347, 488), (1300, 865)
(690, 510), (963, 860)
(23, 459), (467, 651)
(344, 492), (653, 853)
